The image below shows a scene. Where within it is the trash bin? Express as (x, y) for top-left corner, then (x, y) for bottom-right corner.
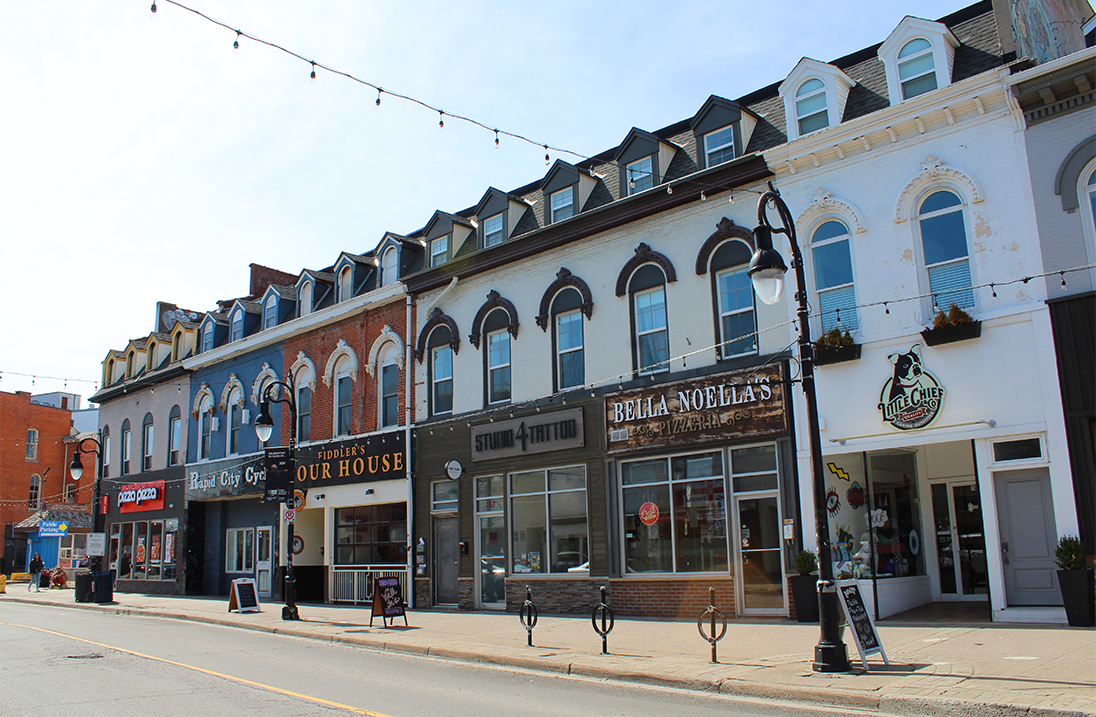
(74, 571), (93, 603)
(90, 570), (114, 603)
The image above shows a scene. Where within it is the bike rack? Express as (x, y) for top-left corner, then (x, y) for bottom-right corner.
(696, 586), (728, 664)
(519, 585), (538, 647)
(591, 585), (615, 655)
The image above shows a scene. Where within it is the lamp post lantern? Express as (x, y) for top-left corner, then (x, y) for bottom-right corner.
(69, 435), (105, 571)
(749, 181), (850, 673)
(255, 378), (300, 621)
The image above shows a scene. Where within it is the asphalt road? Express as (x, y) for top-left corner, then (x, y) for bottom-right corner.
(1, 602), (886, 717)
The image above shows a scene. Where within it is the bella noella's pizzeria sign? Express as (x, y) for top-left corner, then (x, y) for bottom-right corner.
(606, 365), (786, 452)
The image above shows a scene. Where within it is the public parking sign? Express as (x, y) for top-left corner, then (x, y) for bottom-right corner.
(39, 521), (68, 537)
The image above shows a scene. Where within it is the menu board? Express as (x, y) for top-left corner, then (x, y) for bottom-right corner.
(229, 578), (261, 614)
(370, 576), (407, 627)
(836, 581), (889, 670)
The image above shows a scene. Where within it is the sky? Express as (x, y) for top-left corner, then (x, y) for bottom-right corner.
(0, 0), (967, 404)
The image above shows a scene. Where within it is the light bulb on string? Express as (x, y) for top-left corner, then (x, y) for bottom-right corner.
(884, 302), (890, 315)
(544, 145), (549, 166)
(310, 62), (317, 84)
(1060, 271), (1066, 288)
(375, 89), (382, 109)
(233, 31), (240, 53)
(991, 283), (997, 298)
(438, 111), (445, 131)
(729, 193), (734, 204)
(666, 185), (673, 195)
(494, 130), (500, 149)
(700, 191), (707, 201)
(150, 2), (157, 18)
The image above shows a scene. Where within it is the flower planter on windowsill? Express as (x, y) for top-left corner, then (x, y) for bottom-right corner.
(813, 343), (862, 366)
(920, 320), (982, 346)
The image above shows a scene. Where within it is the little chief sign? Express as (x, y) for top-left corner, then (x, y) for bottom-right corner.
(877, 344), (944, 430)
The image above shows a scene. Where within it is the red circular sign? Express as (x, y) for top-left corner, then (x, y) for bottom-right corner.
(639, 502), (659, 525)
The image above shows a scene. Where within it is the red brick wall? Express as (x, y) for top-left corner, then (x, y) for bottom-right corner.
(249, 263), (299, 299)
(281, 300), (412, 443)
(0, 391), (78, 535)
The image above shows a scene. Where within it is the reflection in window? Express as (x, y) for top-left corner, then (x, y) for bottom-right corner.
(918, 190), (973, 311)
(226, 527), (254, 572)
(550, 188), (573, 223)
(635, 286), (668, 374)
(704, 125), (735, 167)
(898, 38), (937, 99)
(510, 466), (588, 574)
(711, 240), (756, 358)
(795, 78), (828, 134)
(335, 504), (407, 565)
(811, 220), (858, 333)
(627, 155), (654, 195)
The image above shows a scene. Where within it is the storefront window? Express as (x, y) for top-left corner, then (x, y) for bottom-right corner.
(622, 451), (728, 573)
(729, 444), (778, 492)
(58, 534), (88, 568)
(867, 452), (925, 579)
(510, 466), (588, 574)
(431, 481), (458, 513)
(335, 503), (407, 565)
(110, 521), (176, 581)
(226, 527), (254, 573)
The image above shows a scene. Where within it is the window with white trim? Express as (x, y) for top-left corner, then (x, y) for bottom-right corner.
(230, 309), (244, 342)
(380, 344), (399, 428)
(630, 262), (669, 375)
(227, 387), (243, 455)
(430, 235), (449, 267)
(550, 188), (574, 223)
(898, 38), (937, 99)
(795, 78), (828, 135)
(711, 240), (756, 359)
(202, 322), (214, 352)
(381, 247), (399, 286)
(121, 419), (132, 475)
(264, 295), (277, 329)
(510, 465), (589, 574)
(28, 473), (40, 509)
(102, 427), (111, 478)
(811, 220), (858, 333)
(25, 429), (38, 460)
(198, 395), (213, 460)
(432, 481), (458, 512)
(168, 406), (181, 467)
(297, 383), (312, 443)
(918, 190), (973, 312)
(626, 156), (654, 195)
(484, 308), (512, 405)
(226, 527), (254, 573)
(1081, 163), (1096, 279)
(704, 125), (736, 167)
(141, 413), (154, 471)
(339, 266), (353, 302)
(483, 213), (505, 248)
(431, 344), (453, 416)
(556, 308), (584, 391)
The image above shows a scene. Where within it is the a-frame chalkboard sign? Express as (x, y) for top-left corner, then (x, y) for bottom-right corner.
(369, 576), (408, 627)
(836, 581), (888, 670)
(228, 578), (261, 614)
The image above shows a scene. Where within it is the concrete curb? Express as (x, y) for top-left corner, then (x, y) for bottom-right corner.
(3, 595), (1092, 717)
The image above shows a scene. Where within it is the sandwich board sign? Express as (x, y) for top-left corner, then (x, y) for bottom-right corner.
(370, 576), (407, 627)
(836, 581), (888, 670)
(228, 578), (261, 614)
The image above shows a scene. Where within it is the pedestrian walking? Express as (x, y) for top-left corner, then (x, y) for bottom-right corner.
(28, 553), (44, 592)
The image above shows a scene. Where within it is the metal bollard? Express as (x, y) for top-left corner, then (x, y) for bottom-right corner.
(696, 586), (728, 664)
(591, 585), (615, 655)
(519, 585), (538, 647)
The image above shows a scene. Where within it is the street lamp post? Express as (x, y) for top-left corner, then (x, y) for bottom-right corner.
(254, 378), (300, 621)
(748, 181), (850, 673)
(69, 435), (105, 571)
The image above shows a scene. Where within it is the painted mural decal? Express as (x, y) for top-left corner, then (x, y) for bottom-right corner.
(877, 344), (944, 430)
(826, 488), (841, 516)
(846, 481), (866, 509)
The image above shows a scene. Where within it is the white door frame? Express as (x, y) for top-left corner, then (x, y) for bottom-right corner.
(732, 491), (787, 616)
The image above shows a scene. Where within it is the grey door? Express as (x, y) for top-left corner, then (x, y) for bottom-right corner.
(434, 515), (459, 605)
(995, 469), (1061, 606)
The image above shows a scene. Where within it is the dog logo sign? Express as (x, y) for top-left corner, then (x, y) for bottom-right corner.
(877, 344), (944, 430)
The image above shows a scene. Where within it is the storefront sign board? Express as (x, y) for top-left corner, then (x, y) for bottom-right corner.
(295, 432), (405, 487)
(187, 456), (266, 500)
(471, 408), (584, 462)
(118, 480), (166, 513)
(229, 578), (261, 614)
(605, 366), (785, 452)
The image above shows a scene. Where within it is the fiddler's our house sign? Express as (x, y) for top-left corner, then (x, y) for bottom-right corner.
(877, 344), (944, 430)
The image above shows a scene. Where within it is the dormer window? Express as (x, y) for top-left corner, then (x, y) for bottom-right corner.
(202, 322), (214, 352)
(381, 246), (399, 286)
(338, 266), (353, 302)
(897, 39), (937, 99)
(430, 235), (449, 267)
(483, 213), (505, 248)
(230, 309), (243, 341)
(795, 79), (828, 134)
(703, 126), (736, 167)
(550, 188), (574, 223)
(627, 156), (654, 195)
(264, 295), (277, 329)
(299, 282), (313, 317)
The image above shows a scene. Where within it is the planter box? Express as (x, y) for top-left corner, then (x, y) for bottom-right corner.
(920, 320), (982, 346)
(1057, 568), (1095, 627)
(813, 343), (861, 366)
(789, 574), (819, 623)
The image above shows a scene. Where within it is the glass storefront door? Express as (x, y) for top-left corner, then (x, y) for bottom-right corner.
(931, 482), (988, 600)
(475, 475), (506, 609)
(734, 494), (784, 613)
(255, 526), (273, 597)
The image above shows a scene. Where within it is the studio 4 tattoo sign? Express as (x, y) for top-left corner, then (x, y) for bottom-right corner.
(606, 365), (786, 452)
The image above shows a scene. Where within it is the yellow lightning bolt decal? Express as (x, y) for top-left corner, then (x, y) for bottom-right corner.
(827, 462), (850, 481)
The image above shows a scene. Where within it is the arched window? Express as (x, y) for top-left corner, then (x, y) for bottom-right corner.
(202, 322), (214, 352)
(102, 426), (111, 478)
(198, 395), (213, 461)
(1081, 162), (1096, 277)
(339, 266), (353, 302)
(381, 247), (399, 286)
(898, 38), (937, 99)
(552, 288), (585, 391)
(121, 418), (132, 475)
(264, 295), (277, 329)
(378, 342), (400, 428)
(630, 265), (669, 374)
(299, 281), (313, 317)
(918, 189), (973, 313)
(710, 241), (756, 359)
(811, 220), (858, 334)
(172, 332), (181, 361)
(231, 309), (244, 342)
(795, 78), (828, 135)
(226, 386), (243, 455)
(332, 354), (354, 437)
(168, 405), (182, 467)
(293, 364), (313, 443)
(25, 428), (38, 460)
(141, 413), (154, 471)
(483, 309), (512, 405)
(427, 325), (454, 416)
(28, 473), (41, 509)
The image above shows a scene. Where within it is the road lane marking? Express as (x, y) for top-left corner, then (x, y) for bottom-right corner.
(3, 621), (390, 717)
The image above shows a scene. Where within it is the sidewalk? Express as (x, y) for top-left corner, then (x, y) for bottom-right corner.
(3, 586), (1093, 717)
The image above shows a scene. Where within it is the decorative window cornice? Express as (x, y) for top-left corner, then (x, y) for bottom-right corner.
(366, 325), (405, 377)
(219, 374), (244, 413)
(251, 363), (280, 406)
(415, 308), (460, 363)
(323, 339), (359, 388)
(796, 189), (867, 235)
(192, 383), (214, 419)
(695, 218), (756, 275)
(895, 155), (983, 222)
(469, 290), (519, 349)
(615, 243), (677, 296)
(290, 351), (316, 391)
(536, 268), (594, 330)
